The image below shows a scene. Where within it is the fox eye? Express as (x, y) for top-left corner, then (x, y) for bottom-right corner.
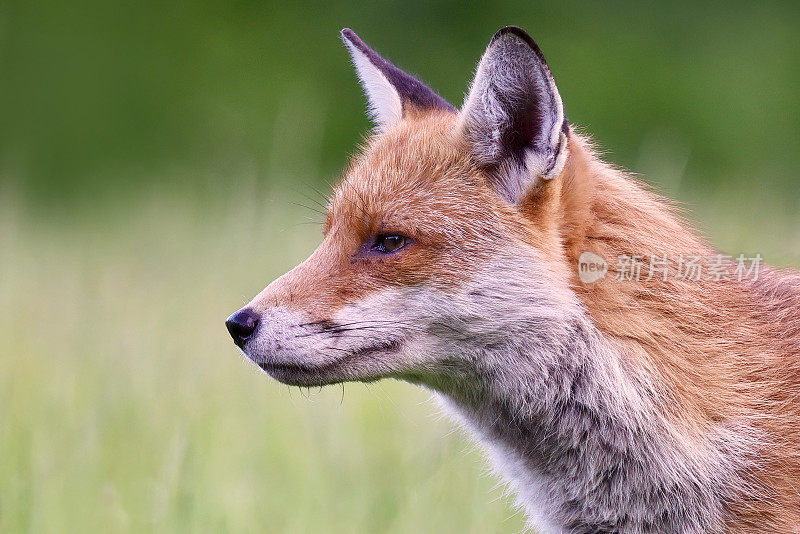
(372, 234), (409, 254)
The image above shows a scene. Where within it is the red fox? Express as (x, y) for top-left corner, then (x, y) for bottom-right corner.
(226, 27), (800, 533)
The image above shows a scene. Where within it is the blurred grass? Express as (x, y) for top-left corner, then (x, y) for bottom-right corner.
(1, 0), (799, 532)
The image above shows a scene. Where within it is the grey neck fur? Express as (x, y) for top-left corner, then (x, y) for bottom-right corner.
(399, 266), (749, 533)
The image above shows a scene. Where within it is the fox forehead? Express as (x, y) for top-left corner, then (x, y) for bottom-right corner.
(326, 112), (508, 240)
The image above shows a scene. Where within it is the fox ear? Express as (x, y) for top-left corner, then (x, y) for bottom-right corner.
(460, 27), (569, 204)
(341, 28), (454, 130)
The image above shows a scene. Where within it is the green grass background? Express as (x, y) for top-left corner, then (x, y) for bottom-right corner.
(1, 1), (799, 532)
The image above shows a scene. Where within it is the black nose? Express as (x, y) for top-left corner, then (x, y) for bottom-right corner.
(226, 308), (259, 348)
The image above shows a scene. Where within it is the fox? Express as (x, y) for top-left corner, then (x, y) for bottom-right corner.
(226, 27), (800, 533)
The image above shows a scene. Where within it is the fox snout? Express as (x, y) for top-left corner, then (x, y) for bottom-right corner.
(224, 297), (414, 387)
(225, 304), (314, 382)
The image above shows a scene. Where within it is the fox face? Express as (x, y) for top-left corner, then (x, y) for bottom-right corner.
(226, 27), (574, 390)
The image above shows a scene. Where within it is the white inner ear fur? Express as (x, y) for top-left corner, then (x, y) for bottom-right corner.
(344, 40), (403, 130)
(526, 69), (569, 180)
(539, 71), (567, 181)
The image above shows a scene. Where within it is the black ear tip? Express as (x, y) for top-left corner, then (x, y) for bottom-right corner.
(341, 28), (357, 44)
(492, 26), (530, 41)
(490, 26), (546, 62)
(341, 28), (370, 54)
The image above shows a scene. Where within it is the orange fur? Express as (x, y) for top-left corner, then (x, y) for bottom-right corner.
(552, 135), (800, 532)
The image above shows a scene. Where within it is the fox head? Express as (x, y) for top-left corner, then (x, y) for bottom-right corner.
(227, 27), (583, 391)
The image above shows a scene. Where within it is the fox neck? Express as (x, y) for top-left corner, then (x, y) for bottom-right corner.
(424, 310), (744, 533)
(401, 141), (750, 532)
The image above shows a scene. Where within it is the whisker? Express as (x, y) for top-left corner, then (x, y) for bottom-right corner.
(298, 190), (329, 212)
(289, 201), (326, 217)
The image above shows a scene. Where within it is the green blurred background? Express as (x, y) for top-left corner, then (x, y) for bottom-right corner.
(1, 1), (798, 532)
